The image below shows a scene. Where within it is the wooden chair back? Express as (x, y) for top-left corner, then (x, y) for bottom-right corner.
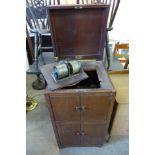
(26, 0), (60, 33)
(113, 42), (129, 56)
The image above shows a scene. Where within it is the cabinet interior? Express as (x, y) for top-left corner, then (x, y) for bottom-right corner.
(61, 70), (101, 89)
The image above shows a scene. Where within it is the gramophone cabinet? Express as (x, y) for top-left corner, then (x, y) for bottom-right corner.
(44, 4), (116, 148)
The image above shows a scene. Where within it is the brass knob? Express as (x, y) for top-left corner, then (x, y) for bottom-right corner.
(81, 106), (85, 110)
(74, 106), (88, 111)
(81, 132), (85, 136)
(81, 106), (88, 111)
(75, 132), (80, 135)
(74, 106), (80, 111)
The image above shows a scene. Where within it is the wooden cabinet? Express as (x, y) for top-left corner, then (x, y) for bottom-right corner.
(44, 5), (116, 148)
(46, 90), (115, 147)
(45, 62), (116, 148)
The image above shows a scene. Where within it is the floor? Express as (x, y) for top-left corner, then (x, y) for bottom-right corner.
(26, 74), (128, 155)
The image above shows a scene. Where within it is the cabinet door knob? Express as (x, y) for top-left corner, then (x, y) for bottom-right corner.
(81, 132), (85, 136)
(75, 132), (80, 135)
(74, 106), (80, 111)
(81, 106), (88, 111)
(74, 106), (88, 111)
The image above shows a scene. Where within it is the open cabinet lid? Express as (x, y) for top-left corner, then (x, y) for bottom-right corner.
(47, 4), (110, 60)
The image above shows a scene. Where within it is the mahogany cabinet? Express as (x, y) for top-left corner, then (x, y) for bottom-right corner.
(43, 5), (116, 148)
(45, 62), (116, 147)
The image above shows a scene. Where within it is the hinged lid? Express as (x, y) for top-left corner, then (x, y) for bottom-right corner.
(48, 4), (110, 60)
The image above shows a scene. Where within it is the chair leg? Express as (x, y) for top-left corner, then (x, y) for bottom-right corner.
(34, 32), (39, 72)
(105, 33), (110, 70)
(32, 33), (46, 90)
(40, 50), (46, 65)
(39, 34), (46, 65)
(124, 59), (129, 69)
(32, 74), (46, 90)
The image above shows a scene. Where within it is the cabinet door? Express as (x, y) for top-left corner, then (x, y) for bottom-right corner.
(50, 93), (81, 122)
(81, 123), (106, 146)
(81, 92), (113, 122)
(57, 124), (81, 147)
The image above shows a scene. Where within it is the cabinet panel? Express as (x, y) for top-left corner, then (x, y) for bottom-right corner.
(50, 94), (80, 122)
(81, 124), (106, 146)
(57, 124), (81, 147)
(81, 93), (112, 122)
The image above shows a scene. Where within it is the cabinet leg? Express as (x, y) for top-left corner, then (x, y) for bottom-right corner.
(105, 133), (111, 142)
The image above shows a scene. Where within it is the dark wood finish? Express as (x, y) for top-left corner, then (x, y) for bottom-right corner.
(44, 5), (116, 148)
(49, 93), (81, 122)
(26, 37), (34, 59)
(75, 0), (121, 70)
(81, 123), (106, 146)
(81, 92), (113, 122)
(26, 37), (34, 65)
(57, 124), (81, 147)
(47, 5), (109, 60)
(44, 94), (61, 147)
(108, 100), (118, 137)
(45, 62), (116, 147)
